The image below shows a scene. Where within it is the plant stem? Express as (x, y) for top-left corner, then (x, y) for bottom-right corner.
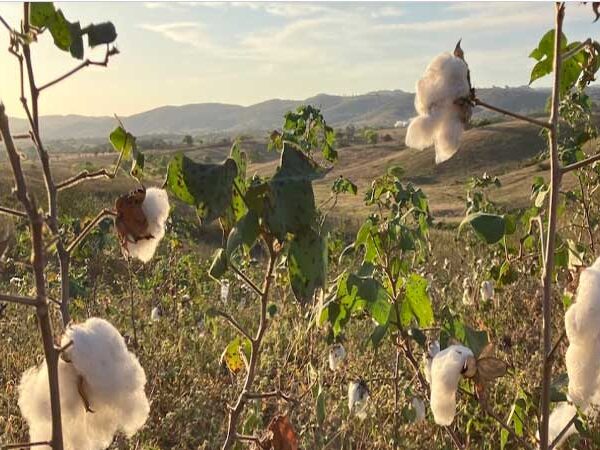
(561, 152), (600, 173)
(473, 98), (551, 129)
(213, 309), (253, 341)
(0, 293), (38, 306)
(539, 4), (565, 449)
(65, 209), (116, 254)
(0, 103), (64, 450)
(222, 239), (277, 450)
(0, 205), (27, 218)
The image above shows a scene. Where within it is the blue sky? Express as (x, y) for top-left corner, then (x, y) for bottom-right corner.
(0, 1), (599, 118)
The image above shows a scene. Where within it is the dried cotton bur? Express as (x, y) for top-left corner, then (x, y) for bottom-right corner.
(461, 343), (508, 407)
(348, 379), (370, 420)
(18, 318), (149, 450)
(565, 257), (600, 409)
(116, 187), (170, 262)
(328, 343), (346, 371)
(406, 40), (473, 164)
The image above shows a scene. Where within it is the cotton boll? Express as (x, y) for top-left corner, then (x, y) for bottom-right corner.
(480, 281), (494, 302)
(547, 402), (577, 448)
(405, 114), (439, 150)
(433, 108), (465, 164)
(220, 279), (230, 303)
(328, 343), (346, 371)
(348, 380), (369, 420)
(565, 264), (600, 343)
(423, 340), (441, 384)
(462, 286), (475, 306)
(151, 305), (162, 322)
(411, 396), (426, 422)
(566, 340), (600, 409)
(430, 344), (473, 425)
(124, 188), (170, 263)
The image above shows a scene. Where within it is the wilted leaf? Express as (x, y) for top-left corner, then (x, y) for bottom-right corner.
(261, 415), (299, 450)
(220, 336), (251, 374)
(166, 154), (238, 224)
(115, 188), (150, 248)
(288, 229), (327, 305)
(85, 22), (117, 47)
(477, 357), (508, 382)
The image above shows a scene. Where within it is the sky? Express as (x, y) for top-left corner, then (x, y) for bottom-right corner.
(0, 1), (599, 118)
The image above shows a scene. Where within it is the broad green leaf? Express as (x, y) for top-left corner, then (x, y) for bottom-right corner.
(68, 21), (84, 59)
(343, 274), (391, 325)
(226, 210), (259, 258)
(85, 22), (117, 47)
(315, 385), (326, 427)
(209, 249), (228, 280)
(30, 3), (56, 28)
(264, 144), (324, 238)
(459, 212), (507, 244)
(221, 142), (248, 232)
(221, 336), (251, 374)
(130, 149), (144, 181)
(288, 229), (327, 305)
(399, 273), (434, 328)
(370, 324), (388, 347)
(166, 154), (238, 224)
(109, 126), (135, 159)
(49, 10), (72, 51)
(332, 176), (357, 195)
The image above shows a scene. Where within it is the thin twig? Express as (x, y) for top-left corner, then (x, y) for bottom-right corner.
(561, 152), (600, 173)
(548, 413), (577, 450)
(65, 208), (116, 254)
(56, 148), (125, 191)
(244, 389), (296, 403)
(214, 309), (253, 342)
(473, 98), (551, 129)
(0, 293), (38, 307)
(0, 205), (27, 218)
(547, 330), (566, 363)
(0, 133), (32, 142)
(231, 263), (264, 297)
(561, 38), (592, 62)
(38, 46), (118, 91)
(2, 441), (53, 450)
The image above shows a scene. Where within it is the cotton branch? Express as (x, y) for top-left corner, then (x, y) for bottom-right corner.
(213, 309), (253, 342)
(0, 205), (27, 218)
(38, 45), (119, 92)
(0, 293), (38, 307)
(2, 441), (53, 449)
(472, 98), (551, 129)
(56, 149), (124, 190)
(65, 208), (116, 254)
(561, 152), (600, 173)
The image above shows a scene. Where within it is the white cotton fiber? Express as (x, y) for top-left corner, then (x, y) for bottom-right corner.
(127, 187), (170, 263)
(405, 52), (471, 164)
(430, 344), (473, 425)
(411, 396), (426, 422)
(480, 280), (494, 302)
(18, 318), (150, 450)
(547, 402), (577, 448)
(565, 257), (600, 409)
(348, 380), (369, 420)
(328, 343), (346, 371)
(424, 340), (440, 384)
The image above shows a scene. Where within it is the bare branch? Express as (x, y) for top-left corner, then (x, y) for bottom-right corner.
(213, 309), (253, 342)
(0, 205), (27, 218)
(38, 46), (119, 92)
(0, 293), (38, 307)
(473, 98), (551, 129)
(65, 208), (116, 254)
(0, 133), (32, 142)
(57, 148), (125, 191)
(244, 389), (296, 403)
(561, 152), (600, 174)
(0, 15), (11, 33)
(3, 441), (53, 449)
(547, 330), (566, 362)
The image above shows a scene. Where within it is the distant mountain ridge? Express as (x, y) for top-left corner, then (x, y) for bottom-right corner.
(8, 86), (567, 140)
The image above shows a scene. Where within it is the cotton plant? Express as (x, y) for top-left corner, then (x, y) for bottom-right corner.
(115, 187), (170, 263)
(564, 257), (600, 409)
(328, 343), (346, 371)
(348, 379), (370, 420)
(405, 42), (472, 164)
(18, 318), (149, 450)
(429, 344), (474, 425)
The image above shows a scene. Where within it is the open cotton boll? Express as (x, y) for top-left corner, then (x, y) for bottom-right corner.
(565, 340), (600, 408)
(430, 344), (473, 425)
(348, 380), (369, 420)
(411, 396), (426, 422)
(406, 52), (471, 164)
(151, 305), (162, 322)
(565, 262), (600, 343)
(60, 318), (150, 441)
(220, 279), (230, 303)
(546, 402), (577, 448)
(328, 343), (346, 371)
(124, 188), (170, 263)
(480, 280), (494, 302)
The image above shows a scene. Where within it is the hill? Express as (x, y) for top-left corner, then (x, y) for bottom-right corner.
(7, 86), (556, 141)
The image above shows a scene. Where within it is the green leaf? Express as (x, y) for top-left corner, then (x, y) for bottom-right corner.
(459, 212), (507, 244)
(130, 149), (144, 181)
(343, 274), (391, 325)
(465, 326), (489, 358)
(288, 229), (327, 305)
(166, 154), (238, 224)
(315, 385), (326, 427)
(226, 210), (259, 258)
(332, 176), (357, 195)
(221, 142), (248, 232)
(85, 22), (117, 47)
(370, 324), (388, 347)
(68, 21), (84, 59)
(30, 3), (56, 28)
(209, 248), (228, 280)
(264, 144), (324, 238)
(109, 126), (135, 159)
(399, 274), (434, 328)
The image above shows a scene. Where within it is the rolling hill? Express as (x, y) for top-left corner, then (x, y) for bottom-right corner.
(7, 86), (556, 140)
